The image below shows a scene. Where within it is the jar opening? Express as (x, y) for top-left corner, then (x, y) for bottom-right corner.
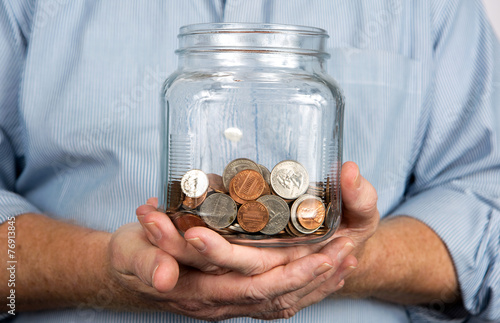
(176, 23), (329, 58)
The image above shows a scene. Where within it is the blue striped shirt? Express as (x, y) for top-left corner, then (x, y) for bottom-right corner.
(1, 0), (499, 322)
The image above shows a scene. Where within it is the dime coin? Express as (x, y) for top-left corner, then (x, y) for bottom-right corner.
(290, 194), (323, 234)
(172, 211), (207, 233)
(237, 201), (269, 233)
(257, 195), (290, 235)
(229, 178), (248, 204)
(222, 158), (261, 190)
(181, 170), (209, 198)
(270, 160), (309, 200)
(207, 173), (227, 194)
(258, 164), (271, 185)
(182, 191), (208, 209)
(232, 169), (266, 201)
(199, 193), (237, 229)
(296, 197), (326, 230)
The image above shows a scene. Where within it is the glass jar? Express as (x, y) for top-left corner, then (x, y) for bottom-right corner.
(159, 23), (344, 246)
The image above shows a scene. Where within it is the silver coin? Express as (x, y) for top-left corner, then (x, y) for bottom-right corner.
(270, 160), (309, 200)
(290, 194), (322, 234)
(258, 164), (271, 185)
(222, 158), (261, 190)
(181, 170), (209, 198)
(199, 193), (237, 229)
(257, 195), (290, 235)
(324, 202), (341, 231)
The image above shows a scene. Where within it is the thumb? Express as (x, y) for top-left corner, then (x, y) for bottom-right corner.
(340, 161), (379, 232)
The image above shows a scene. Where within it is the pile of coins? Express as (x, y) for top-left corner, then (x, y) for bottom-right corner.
(166, 158), (334, 238)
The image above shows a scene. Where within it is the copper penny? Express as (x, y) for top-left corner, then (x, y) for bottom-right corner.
(262, 182), (271, 196)
(229, 179), (247, 204)
(207, 173), (228, 194)
(182, 191), (207, 209)
(237, 201), (269, 232)
(166, 180), (184, 212)
(296, 198), (326, 230)
(232, 169), (266, 201)
(171, 212), (207, 233)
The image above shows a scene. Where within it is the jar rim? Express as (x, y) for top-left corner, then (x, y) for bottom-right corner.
(177, 23), (329, 58)
(178, 23), (328, 37)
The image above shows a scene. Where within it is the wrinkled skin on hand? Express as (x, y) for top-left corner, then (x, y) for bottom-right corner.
(106, 161), (377, 320)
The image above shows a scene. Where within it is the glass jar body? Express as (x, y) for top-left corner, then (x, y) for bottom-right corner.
(159, 24), (344, 246)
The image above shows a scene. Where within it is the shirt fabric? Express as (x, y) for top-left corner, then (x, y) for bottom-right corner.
(1, 0), (499, 322)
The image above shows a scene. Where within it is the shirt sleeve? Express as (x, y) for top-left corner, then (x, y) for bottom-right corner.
(390, 1), (500, 321)
(0, 0), (41, 224)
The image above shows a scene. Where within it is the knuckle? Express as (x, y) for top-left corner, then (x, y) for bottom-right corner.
(271, 294), (295, 311)
(243, 281), (269, 303)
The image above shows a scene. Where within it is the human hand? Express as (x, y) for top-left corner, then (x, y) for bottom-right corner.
(335, 161), (380, 251)
(107, 221), (355, 320)
(136, 198), (353, 276)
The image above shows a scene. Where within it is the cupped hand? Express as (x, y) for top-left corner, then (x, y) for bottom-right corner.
(136, 198), (351, 276)
(107, 221), (355, 320)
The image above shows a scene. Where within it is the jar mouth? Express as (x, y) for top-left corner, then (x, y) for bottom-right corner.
(176, 23), (329, 58)
(179, 23), (328, 36)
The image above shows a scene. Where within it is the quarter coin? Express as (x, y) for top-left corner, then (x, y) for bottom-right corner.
(257, 195), (290, 235)
(222, 158), (261, 190)
(270, 160), (309, 200)
(237, 201), (269, 233)
(181, 170), (209, 198)
(199, 193), (237, 229)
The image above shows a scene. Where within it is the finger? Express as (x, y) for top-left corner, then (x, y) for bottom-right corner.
(246, 237), (354, 317)
(110, 223), (179, 293)
(340, 161), (380, 231)
(184, 227), (325, 275)
(256, 255), (358, 320)
(191, 253), (334, 306)
(139, 209), (221, 273)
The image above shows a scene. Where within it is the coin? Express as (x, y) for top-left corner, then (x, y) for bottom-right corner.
(257, 195), (290, 235)
(290, 194), (323, 234)
(181, 170), (209, 198)
(286, 221), (306, 237)
(237, 201), (269, 233)
(166, 180), (184, 212)
(229, 178), (248, 204)
(207, 173), (227, 194)
(270, 160), (309, 200)
(182, 190), (208, 209)
(171, 211), (207, 233)
(199, 193), (237, 229)
(296, 197), (326, 230)
(262, 182), (271, 196)
(232, 169), (266, 201)
(222, 158), (261, 190)
(258, 164), (271, 185)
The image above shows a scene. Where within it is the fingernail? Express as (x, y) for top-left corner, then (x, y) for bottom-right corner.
(337, 242), (355, 263)
(151, 264), (159, 288)
(186, 237), (207, 252)
(354, 167), (361, 188)
(314, 262), (333, 277)
(144, 222), (162, 240)
(340, 265), (357, 280)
